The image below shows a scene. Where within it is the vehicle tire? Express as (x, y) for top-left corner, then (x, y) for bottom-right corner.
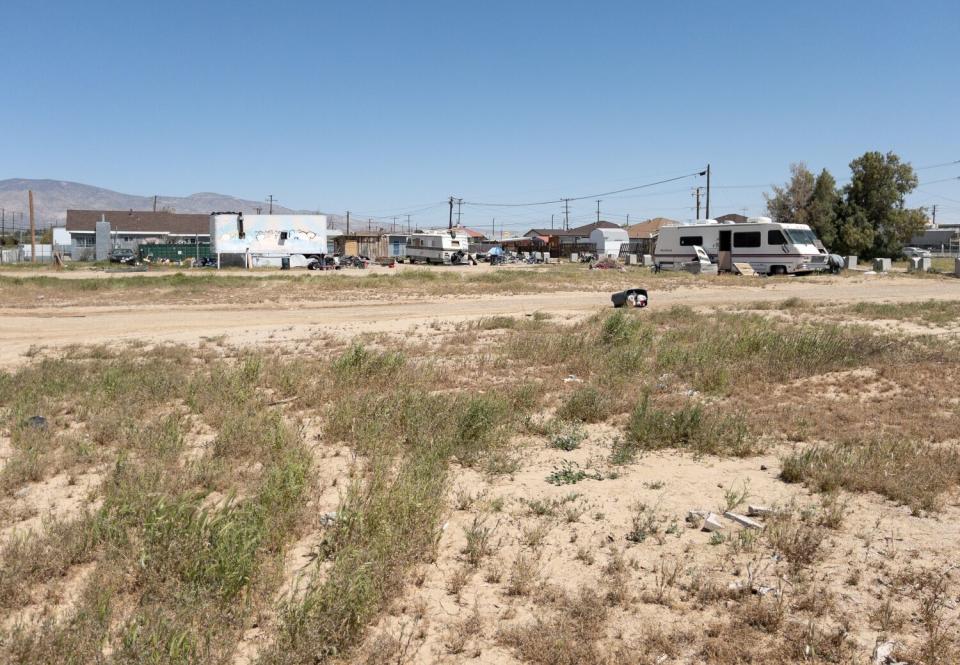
(770, 265), (787, 276)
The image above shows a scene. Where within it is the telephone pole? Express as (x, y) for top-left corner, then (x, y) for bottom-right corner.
(392, 216), (398, 232)
(551, 214), (554, 229)
(406, 214), (411, 232)
(456, 199), (463, 227)
(694, 187), (703, 220)
(563, 199), (570, 230)
(705, 164), (711, 220)
(28, 190), (36, 263)
(152, 195), (158, 212)
(448, 196), (454, 229)
(932, 204), (937, 226)
(596, 200), (601, 223)
(267, 195), (275, 214)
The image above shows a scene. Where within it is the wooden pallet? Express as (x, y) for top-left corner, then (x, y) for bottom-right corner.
(732, 262), (757, 276)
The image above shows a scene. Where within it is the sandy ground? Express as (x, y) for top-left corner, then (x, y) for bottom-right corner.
(2, 273), (960, 365)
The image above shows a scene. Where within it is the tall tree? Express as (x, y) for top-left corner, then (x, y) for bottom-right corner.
(764, 162), (815, 226)
(806, 169), (841, 249)
(841, 151), (926, 259)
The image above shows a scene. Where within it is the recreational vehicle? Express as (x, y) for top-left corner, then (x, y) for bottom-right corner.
(654, 217), (828, 275)
(405, 230), (472, 264)
(210, 213), (328, 266)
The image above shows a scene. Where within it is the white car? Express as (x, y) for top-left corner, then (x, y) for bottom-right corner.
(902, 246), (932, 259)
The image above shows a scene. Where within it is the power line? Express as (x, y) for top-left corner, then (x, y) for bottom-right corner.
(917, 159), (960, 170)
(462, 170), (706, 207)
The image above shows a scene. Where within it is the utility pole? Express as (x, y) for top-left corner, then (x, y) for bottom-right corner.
(563, 199), (570, 230)
(346, 211), (350, 234)
(392, 216), (398, 232)
(491, 218), (495, 240)
(551, 214), (554, 229)
(267, 195), (275, 214)
(694, 187), (702, 220)
(153, 195), (158, 212)
(705, 164), (711, 220)
(932, 204), (937, 226)
(456, 199), (463, 227)
(448, 196), (454, 230)
(626, 214), (630, 226)
(406, 214), (411, 232)
(28, 190), (35, 263)
(596, 200), (601, 223)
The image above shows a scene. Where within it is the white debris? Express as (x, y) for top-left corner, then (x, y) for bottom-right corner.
(686, 509), (709, 526)
(724, 511), (765, 530)
(747, 504), (773, 517)
(702, 513), (725, 532)
(872, 640), (904, 665)
(319, 512), (337, 527)
(563, 375), (582, 383)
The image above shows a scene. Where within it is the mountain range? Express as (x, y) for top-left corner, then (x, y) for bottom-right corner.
(0, 179), (355, 230)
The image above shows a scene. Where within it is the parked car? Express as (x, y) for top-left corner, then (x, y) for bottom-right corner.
(108, 248), (137, 264)
(902, 246), (932, 259)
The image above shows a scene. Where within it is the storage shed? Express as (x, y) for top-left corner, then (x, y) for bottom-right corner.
(589, 227), (629, 258)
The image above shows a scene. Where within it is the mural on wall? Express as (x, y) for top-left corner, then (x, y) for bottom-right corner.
(210, 214), (328, 255)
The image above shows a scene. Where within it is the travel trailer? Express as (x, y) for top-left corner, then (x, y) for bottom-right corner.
(405, 229), (472, 264)
(210, 213), (328, 265)
(654, 217), (828, 275)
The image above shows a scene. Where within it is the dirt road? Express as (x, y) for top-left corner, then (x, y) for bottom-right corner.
(2, 274), (959, 364)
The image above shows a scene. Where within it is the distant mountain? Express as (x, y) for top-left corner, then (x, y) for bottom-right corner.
(0, 178), (355, 230)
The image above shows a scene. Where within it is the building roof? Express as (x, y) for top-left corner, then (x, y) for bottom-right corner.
(626, 217), (678, 239)
(455, 226), (487, 239)
(524, 220), (620, 238)
(66, 210), (209, 235)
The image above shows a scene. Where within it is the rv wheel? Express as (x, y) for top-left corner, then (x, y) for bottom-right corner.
(770, 265), (787, 276)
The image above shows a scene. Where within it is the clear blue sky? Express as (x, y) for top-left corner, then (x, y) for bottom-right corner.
(3, 0), (959, 230)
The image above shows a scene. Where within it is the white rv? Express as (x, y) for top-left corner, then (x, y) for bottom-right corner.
(405, 230), (471, 264)
(210, 213), (328, 264)
(654, 217), (828, 275)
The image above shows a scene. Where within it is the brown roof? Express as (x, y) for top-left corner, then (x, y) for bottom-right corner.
(65, 210), (209, 235)
(525, 220), (620, 238)
(626, 217), (679, 239)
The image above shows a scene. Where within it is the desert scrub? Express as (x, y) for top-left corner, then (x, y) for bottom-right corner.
(556, 384), (616, 423)
(781, 438), (960, 514)
(549, 423), (587, 451)
(613, 396), (758, 462)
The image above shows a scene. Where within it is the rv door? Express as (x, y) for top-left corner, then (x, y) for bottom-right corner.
(718, 230), (732, 272)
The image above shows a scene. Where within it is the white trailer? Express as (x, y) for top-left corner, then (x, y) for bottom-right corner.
(654, 217), (828, 275)
(405, 230), (471, 264)
(210, 213), (329, 267)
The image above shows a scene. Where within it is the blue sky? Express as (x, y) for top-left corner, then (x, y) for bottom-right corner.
(3, 0), (959, 230)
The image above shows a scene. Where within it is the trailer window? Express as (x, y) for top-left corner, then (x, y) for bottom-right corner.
(767, 230), (787, 245)
(679, 236), (703, 246)
(734, 231), (761, 248)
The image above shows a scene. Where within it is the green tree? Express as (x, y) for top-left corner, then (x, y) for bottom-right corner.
(764, 162), (815, 226)
(806, 169), (841, 249)
(840, 151), (926, 259)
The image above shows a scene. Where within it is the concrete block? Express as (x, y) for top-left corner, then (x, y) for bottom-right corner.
(920, 256), (932, 272)
(845, 256), (858, 269)
(873, 258), (891, 272)
(569, 253), (579, 263)
(724, 511), (764, 530)
(747, 505), (773, 517)
(907, 257), (921, 273)
(702, 513), (725, 532)
(955, 258), (960, 277)
(627, 254), (639, 265)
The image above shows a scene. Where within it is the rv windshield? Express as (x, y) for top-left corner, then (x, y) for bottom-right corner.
(786, 228), (818, 245)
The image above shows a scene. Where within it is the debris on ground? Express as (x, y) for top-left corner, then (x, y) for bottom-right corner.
(747, 504), (774, 517)
(319, 512), (337, 527)
(563, 375), (582, 383)
(724, 511), (765, 530)
(702, 513), (725, 532)
(24, 415), (48, 430)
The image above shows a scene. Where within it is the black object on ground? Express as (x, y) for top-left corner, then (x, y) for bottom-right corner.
(611, 288), (649, 308)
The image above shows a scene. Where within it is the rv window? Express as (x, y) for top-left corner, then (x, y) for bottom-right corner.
(734, 232), (761, 248)
(767, 230), (787, 245)
(679, 236), (703, 246)
(786, 228), (818, 245)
